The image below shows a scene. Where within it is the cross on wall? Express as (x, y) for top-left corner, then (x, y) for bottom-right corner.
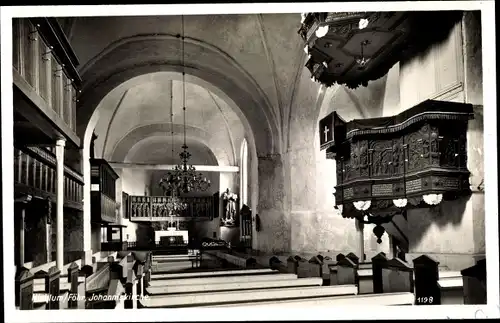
(324, 125), (330, 142)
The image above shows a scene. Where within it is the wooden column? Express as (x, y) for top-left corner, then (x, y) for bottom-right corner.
(20, 208), (26, 265)
(356, 219), (365, 262)
(55, 139), (65, 270)
(46, 198), (52, 262)
(15, 194), (33, 266)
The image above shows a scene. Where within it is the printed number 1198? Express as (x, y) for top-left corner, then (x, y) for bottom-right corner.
(416, 297), (434, 304)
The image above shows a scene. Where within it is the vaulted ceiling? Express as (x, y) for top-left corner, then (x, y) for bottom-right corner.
(68, 14), (308, 160)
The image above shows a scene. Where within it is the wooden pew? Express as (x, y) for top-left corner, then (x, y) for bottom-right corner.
(88, 279), (126, 309)
(287, 255), (300, 274)
(208, 292), (415, 307)
(110, 252), (131, 283)
(269, 256), (290, 273)
(321, 255), (335, 284)
(153, 268), (278, 280)
(15, 267), (34, 310)
(413, 254), (471, 305)
(413, 255), (440, 305)
(211, 251), (257, 268)
(336, 252), (375, 294)
(133, 258), (146, 297)
(147, 277), (324, 295)
(33, 266), (62, 310)
(336, 255), (358, 286)
(329, 253), (346, 285)
(297, 256), (323, 279)
(85, 254), (129, 309)
(67, 262), (86, 309)
(148, 273), (299, 287)
(372, 252), (388, 294)
(139, 284), (358, 308)
(85, 257), (115, 308)
(381, 258), (414, 295)
(461, 258), (486, 304)
(124, 268), (138, 309)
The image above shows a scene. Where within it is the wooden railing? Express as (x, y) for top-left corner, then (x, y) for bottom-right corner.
(90, 159), (119, 223)
(14, 146), (84, 209)
(128, 195), (217, 221)
(91, 192), (117, 223)
(12, 18), (80, 135)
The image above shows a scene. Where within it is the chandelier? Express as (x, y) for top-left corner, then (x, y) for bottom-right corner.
(159, 15), (211, 195)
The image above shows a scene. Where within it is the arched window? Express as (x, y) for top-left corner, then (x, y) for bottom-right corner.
(240, 138), (248, 206)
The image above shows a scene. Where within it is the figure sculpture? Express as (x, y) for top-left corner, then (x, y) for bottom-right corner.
(221, 188), (238, 227)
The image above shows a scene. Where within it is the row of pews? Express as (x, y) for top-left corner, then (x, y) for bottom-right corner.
(270, 252), (486, 305)
(137, 251), (413, 308)
(15, 250), (154, 310)
(16, 248), (486, 309)
(139, 249), (485, 308)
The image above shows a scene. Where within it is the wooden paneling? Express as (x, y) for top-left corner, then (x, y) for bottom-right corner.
(90, 159), (119, 223)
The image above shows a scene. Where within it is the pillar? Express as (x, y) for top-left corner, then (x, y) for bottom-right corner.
(20, 208), (26, 265)
(255, 154), (290, 253)
(356, 219), (365, 262)
(388, 235), (396, 259)
(55, 138), (66, 270)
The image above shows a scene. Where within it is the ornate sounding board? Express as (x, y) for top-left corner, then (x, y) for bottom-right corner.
(320, 100), (474, 242)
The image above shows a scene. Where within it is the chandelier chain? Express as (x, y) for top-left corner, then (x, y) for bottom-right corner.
(182, 15), (187, 148)
(159, 14), (211, 197)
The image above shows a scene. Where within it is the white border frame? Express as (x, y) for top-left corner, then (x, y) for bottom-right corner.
(1, 2), (498, 321)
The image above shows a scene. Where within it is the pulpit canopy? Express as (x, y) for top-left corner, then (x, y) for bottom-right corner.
(299, 11), (463, 89)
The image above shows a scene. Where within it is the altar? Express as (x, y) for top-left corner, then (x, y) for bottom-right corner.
(155, 228), (189, 245)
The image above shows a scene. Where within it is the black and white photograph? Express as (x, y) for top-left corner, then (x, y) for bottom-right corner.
(1, 1), (498, 321)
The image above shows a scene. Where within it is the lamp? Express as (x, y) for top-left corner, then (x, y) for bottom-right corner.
(358, 18), (369, 29)
(159, 15), (211, 194)
(315, 25), (329, 38)
(355, 40), (371, 68)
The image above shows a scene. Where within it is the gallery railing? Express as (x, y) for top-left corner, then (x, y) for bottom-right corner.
(13, 18), (80, 135)
(14, 145), (84, 210)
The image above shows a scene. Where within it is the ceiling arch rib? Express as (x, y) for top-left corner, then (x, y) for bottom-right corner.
(77, 34), (280, 156)
(110, 123), (232, 166)
(124, 135), (219, 166)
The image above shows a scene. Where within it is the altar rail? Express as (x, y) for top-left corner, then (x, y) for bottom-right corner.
(14, 145), (84, 210)
(128, 195), (217, 221)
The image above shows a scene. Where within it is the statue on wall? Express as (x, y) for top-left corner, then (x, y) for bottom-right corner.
(221, 188), (238, 227)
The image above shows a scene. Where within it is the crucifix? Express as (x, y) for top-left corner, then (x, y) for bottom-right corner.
(324, 125), (330, 142)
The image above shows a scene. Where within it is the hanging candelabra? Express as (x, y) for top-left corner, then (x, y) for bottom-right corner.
(159, 15), (211, 195)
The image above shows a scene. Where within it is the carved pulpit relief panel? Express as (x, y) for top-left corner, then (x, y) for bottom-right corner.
(320, 99), (473, 242)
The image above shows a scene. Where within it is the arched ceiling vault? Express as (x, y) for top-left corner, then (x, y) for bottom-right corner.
(92, 72), (245, 167)
(71, 14), (307, 157)
(124, 136), (219, 166)
(111, 124), (232, 166)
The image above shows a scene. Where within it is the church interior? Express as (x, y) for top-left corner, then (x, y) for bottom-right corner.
(9, 9), (488, 310)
